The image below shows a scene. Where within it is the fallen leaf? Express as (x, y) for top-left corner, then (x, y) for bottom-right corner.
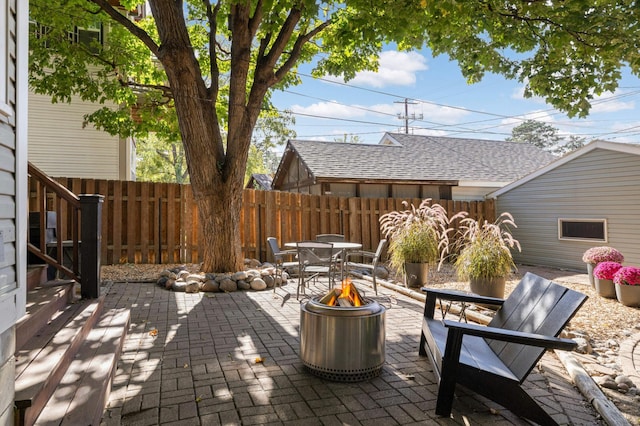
(183, 363), (189, 368)
(195, 396), (202, 403)
(255, 357), (264, 363)
(149, 329), (158, 337)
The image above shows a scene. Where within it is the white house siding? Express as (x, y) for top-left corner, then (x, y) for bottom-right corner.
(0, 119), (17, 426)
(1, 0), (27, 423)
(28, 92), (124, 179)
(495, 148), (640, 271)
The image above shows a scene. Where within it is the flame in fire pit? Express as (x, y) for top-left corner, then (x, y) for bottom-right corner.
(318, 278), (363, 307)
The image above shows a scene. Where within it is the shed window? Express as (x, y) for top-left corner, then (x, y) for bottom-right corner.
(558, 218), (607, 242)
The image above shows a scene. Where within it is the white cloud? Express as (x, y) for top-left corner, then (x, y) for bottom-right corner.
(419, 103), (469, 124)
(511, 84), (546, 104)
(590, 91), (635, 114)
(599, 121), (640, 143)
(512, 84), (635, 114)
(292, 99), (469, 135)
(325, 51), (428, 88)
(291, 101), (367, 119)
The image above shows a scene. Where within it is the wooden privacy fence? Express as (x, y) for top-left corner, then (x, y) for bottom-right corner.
(29, 178), (496, 266)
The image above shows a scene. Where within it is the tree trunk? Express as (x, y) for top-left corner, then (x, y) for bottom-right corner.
(142, 1), (274, 272)
(197, 180), (243, 272)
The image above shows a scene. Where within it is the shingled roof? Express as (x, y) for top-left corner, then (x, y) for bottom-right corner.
(246, 173), (273, 190)
(274, 133), (556, 185)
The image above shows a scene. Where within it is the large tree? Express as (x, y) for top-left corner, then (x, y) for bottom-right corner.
(507, 120), (586, 156)
(507, 120), (562, 151)
(31, 1), (640, 272)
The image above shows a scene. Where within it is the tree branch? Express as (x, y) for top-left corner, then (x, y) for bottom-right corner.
(260, 7), (302, 72)
(482, 2), (600, 48)
(226, 2), (253, 154)
(274, 20), (330, 83)
(248, 0), (264, 39)
(88, 0), (160, 55)
(203, 0), (221, 102)
(119, 80), (173, 98)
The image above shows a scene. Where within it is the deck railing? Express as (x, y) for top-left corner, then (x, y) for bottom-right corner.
(27, 163), (103, 297)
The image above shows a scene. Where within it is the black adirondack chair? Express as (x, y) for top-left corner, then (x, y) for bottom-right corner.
(419, 272), (588, 426)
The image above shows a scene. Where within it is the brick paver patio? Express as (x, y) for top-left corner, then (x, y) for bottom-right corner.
(100, 278), (602, 425)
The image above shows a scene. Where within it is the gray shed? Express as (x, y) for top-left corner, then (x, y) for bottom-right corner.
(273, 133), (555, 201)
(489, 140), (640, 271)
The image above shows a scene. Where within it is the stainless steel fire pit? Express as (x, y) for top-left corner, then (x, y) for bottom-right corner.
(299, 296), (385, 382)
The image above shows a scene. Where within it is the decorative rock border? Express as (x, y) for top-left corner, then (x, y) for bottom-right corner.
(156, 259), (289, 293)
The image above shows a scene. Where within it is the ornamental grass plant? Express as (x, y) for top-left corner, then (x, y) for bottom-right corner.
(379, 199), (460, 273)
(453, 212), (521, 281)
(387, 221), (439, 272)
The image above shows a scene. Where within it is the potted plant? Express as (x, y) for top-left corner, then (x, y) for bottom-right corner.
(593, 261), (623, 299)
(380, 199), (456, 287)
(582, 246), (624, 287)
(613, 266), (640, 307)
(453, 212), (521, 299)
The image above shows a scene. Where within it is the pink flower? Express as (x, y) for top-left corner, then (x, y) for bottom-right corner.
(593, 262), (623, 280)
(582, 246), (624, 264)
(613, 266), (640, 286)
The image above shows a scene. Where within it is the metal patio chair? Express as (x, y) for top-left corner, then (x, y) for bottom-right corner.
(296, 241), (339, 299)
(345, 239), (387, 295)
(267, 237), (297, 301)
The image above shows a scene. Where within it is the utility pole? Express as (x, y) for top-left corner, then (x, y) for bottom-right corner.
(395, 98), (423, 134)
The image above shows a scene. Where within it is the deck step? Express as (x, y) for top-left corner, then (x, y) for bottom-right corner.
(14, 296), (105, 426)
(34, 307), (130, 426)
(15, 283), (75, 351)
(27, 266), (48, 291)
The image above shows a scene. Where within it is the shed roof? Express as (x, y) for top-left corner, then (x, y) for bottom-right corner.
(488, 140), (640, 198)
(273, 133), (555, 186)
(246, 173), (273, 190)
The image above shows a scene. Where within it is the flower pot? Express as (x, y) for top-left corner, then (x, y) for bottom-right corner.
(594, 278), (616, 299)
(404, 262), (429, 288)
(586, 263), (597, 288)
(469, 276), (506, 299)
(615, 283), (640, 307)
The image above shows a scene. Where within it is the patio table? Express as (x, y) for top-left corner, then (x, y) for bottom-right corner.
(285, 241), (362, 281)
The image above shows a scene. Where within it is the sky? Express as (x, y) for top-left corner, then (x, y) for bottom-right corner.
(270, 48), (640, 149)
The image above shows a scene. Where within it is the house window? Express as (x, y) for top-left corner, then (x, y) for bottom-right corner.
(71, 22), (103, 53)
(29, 21), (51, 48)
(558, 218), (607, 242)
(0, 0), (9, 117)
(30, 19), (103, 53)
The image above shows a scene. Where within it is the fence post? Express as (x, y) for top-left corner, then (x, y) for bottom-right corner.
(80, 194), (104, 299)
